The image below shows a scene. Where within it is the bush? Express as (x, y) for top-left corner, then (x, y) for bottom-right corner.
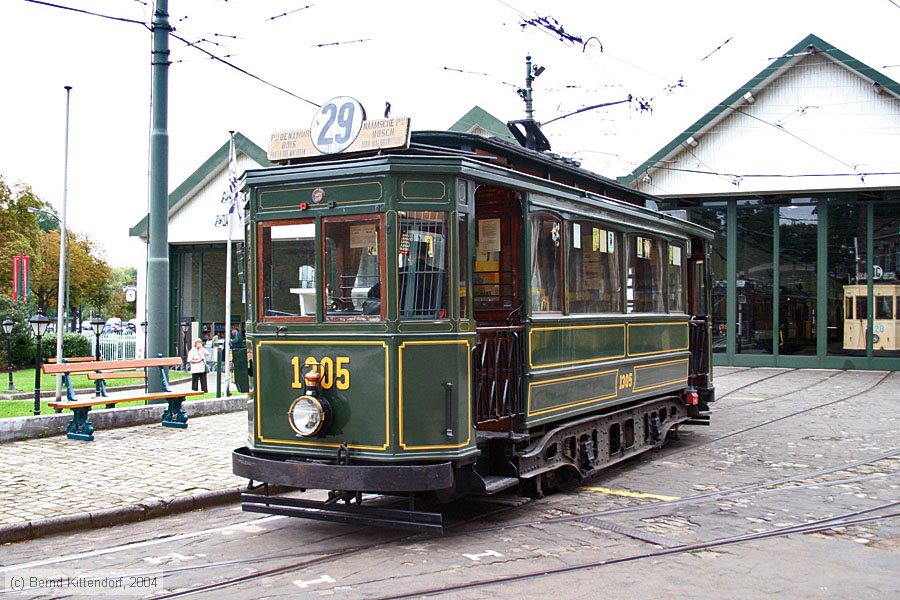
(41, 333), (91, 360)
(0, 297), (39, 369)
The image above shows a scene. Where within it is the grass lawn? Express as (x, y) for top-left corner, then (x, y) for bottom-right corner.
(0, 392), (219, 419)
(4, 368), (192, 393)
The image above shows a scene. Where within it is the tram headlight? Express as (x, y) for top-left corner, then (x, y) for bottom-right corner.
(288, 395), (330, 437)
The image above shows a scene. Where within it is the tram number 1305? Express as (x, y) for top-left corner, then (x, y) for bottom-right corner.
(291, 356), (351, 390)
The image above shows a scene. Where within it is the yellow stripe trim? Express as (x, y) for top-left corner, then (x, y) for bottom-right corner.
(529, 324), (626, 369)
(258, 181), (384, 209)
(578, 486), (680, 501)
(626, 322), (689, 357)
(527, 368), (619, 417)
(398, 340), (472, 450)
(255, 340), (390, 450)
(632, 358), (689, 393)
(400, 180), (447, 200)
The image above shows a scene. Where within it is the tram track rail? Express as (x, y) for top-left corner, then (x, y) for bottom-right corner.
(372, 502), (900, 599)
(669, 370), (894, 458)
(114, 449), (900, 598)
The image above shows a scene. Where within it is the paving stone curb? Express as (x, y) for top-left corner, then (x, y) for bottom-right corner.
(0, 486), (253, 544)
(0, 395), (249, 443)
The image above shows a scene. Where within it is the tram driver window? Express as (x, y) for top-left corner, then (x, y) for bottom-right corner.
(259, 221), (315, 319)
(324, 217), (383, 320)
(398, 211), (448, 320)
(567, 220), (622, 313)
(626, 234), (665, 313)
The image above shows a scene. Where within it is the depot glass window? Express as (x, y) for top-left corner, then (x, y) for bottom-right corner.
(626, 234), (665, 313)
(567, 220), (621, 313)
(323, 216), (384, 321)
(531, 213), (563, 313)
(397, 211), (448, 320)
(259, 220), (316, 320)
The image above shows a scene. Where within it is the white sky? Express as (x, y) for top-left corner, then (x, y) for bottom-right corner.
(1, 0), (898, 267)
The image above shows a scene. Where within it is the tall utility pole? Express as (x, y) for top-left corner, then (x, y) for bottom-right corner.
(55, 85), (72, 401)
(147, 1), (171, 391)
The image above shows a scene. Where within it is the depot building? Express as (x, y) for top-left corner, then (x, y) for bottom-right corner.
(620, 34), (900, 371)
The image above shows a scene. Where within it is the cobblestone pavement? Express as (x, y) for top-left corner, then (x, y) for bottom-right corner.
(0, 408), (247, 535)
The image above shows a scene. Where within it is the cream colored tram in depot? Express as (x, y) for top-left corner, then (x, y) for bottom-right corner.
(843, 283), (900, 353)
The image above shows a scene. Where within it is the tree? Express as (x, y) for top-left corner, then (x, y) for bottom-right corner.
(30, 230), (114, 316)
(0, 176), (47, 300)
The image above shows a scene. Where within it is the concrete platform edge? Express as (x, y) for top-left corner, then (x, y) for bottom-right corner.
(0, 486), (250, 544)
(0, 396), (249, 443)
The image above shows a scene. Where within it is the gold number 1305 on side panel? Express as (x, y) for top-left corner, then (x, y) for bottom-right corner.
(291, 356), (350, 390)
(618, 373), (633, 390)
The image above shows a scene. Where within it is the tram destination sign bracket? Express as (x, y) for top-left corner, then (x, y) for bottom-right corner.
(268, 117), (411, 161)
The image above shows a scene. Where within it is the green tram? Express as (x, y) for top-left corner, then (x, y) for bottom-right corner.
(233, 128), (715, 530)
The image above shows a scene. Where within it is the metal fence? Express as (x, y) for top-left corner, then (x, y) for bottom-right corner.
(83, 333), (138, 361)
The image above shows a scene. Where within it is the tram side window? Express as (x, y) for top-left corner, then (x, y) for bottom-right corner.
(259, 221), (315, 319)
(876, 296), (892, 320)
(567, 220), (621, 313)
(896, 296), (900, 320)
(846, 297), (854, 320)
(626, 234), (665, 313)
(398, 211), (448, 320)
(667, 242), (686, 313)
(531, 214), (563, 313)
(323, 217), (383, 320)
(856, 296), (867, 320)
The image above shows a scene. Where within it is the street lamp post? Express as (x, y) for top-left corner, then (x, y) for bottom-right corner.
(90, 314), (105, 397)
(29, 312), (51, 416)
(3, 317), (17, 392)
(27, 206), (71, 401)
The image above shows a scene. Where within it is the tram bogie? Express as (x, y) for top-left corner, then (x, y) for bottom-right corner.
(233, 120), (715, 530)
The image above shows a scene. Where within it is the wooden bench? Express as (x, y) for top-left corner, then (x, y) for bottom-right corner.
(47, 356), (100, 363)
(43, 357), (203, 441)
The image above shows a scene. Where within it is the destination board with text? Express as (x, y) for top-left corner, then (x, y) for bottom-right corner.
(268, 117), (411, 161)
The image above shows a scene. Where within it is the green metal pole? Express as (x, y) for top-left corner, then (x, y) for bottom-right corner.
(866, 201), (874, 358)
(147, 1), (171, 392)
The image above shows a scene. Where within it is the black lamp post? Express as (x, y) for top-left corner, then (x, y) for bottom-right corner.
(29, 311), (51, 416)
(3, 317), (17, 392)
(90, 314), (105, 396)
(180, 320), (191, 369)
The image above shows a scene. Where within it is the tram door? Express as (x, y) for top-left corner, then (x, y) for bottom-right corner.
(471, 185), (525, 430)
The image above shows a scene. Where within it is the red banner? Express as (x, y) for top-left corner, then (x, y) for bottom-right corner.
(12, 253), (28, 301)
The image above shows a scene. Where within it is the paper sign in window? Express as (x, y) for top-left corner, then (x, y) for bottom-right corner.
(477, 218), (501, 253)
(350, 223), (377, 248)
(670, 245), (682, 266)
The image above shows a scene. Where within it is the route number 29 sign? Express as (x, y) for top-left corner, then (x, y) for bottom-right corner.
(310, 97), (366, 154)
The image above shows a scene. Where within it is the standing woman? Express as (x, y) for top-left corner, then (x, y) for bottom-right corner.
(187, 338), (209, 393)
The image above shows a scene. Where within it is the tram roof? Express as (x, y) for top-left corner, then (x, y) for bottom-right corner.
(247, 130), (714, 240)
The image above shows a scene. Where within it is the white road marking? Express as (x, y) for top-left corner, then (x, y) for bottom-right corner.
(143, 552), (197, 565)
(293, 574), (336, 588)
(462, 549), (503, 561)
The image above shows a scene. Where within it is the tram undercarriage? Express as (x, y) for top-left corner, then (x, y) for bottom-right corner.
(236, 394), (708, 531)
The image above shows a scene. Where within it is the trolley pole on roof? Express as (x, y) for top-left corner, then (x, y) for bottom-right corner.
(147, 0), (171, 392)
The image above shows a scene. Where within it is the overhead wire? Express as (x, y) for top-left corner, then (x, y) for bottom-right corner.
(24, 0), (148, 26)
(168, 31), (321, 108)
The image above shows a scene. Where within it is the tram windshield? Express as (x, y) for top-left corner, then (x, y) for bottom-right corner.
(260, 221), (316, 318)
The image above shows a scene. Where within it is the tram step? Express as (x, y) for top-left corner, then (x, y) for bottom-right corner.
(482, 476), (520, 495)
(683, 419), (711, 426)
(240, 493), (443, 532)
